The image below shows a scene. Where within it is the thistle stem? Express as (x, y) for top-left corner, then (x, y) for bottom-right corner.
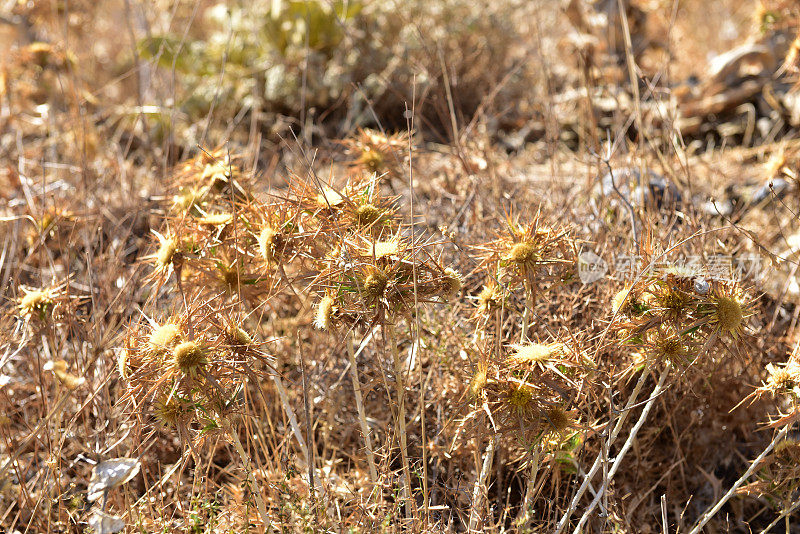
(516, 443), (543, 528)
(573, 362), (672, 532)
(225, 421), (271, 531)
(347, 334), (379, 487)
(688, 424), (791, 534)
(468, 436), (498, 532)
(272, 374), (310, 466)
(388, 321), (414, 522)
(554, 360), (654, 534)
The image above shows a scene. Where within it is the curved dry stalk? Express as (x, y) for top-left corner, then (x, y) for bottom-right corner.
(688, 424), (791, 534)
(387, 321), (414, 521)
(554, 360), (655, 534)
(224, 421), (271, 530)
(573, 362), (672, 532)
(346, 334), (379, 487)
(272, 374), (310, 465)
(515, 442), (543, 528)
(468, 435), (498, 533)
(758, 495), (800, 534)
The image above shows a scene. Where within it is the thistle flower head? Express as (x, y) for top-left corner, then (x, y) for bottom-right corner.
(611, 285), (651, 316)
(314, 295), (336, 330)
(226, 325), (253, 347)
(355, 203), (385, 227)
(766, 362), (796, 391)
(359, 147), (384, 173)
(713, 295), (745, 337)
(509, 343), (562, 365)
(506, 241), (537, 268)
(477, 284), (503, 313)
(507, 384), (535, 415)
(441, 268), (463, 300)
(258, 226), (278, 263)
(467, 364), (488, 401)
(372, 240), (401, 260)
(316, 186), (345, 209)
(543, 405), (572, 433)
(649, 331), (687, 365)
(156, 236), (178, 267)
(172, 341), (208, 376)
(172, 187), (205, 213)
(363, 268), (388, 300)
(18, 288), (55, 320)
(149, 323), (181, 351)
(198, 212), (233, 226)
(154, 394), (190, 428)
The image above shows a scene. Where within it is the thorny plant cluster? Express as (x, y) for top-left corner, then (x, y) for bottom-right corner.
(5, 0), (800, 533)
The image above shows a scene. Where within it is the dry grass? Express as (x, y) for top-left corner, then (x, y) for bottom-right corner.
(3, 0), (800, 532)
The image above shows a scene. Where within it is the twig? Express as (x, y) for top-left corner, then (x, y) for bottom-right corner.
(554, 361), (654, 534)
(225, 421), (272, 532)
(388, 321), (414, 522)
(346, 335), (379, 486)
(271, 374), (310, 465)
(573, 362), (672, 532)
(468, 436), (498, 533)
(687, 425), (791, 534)
(298, 334), (316, 512)
(758, 495), (800, 534)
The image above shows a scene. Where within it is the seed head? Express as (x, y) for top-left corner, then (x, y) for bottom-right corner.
(766, 363), (795, 391)
(19, 289), (54, 319)
(360, 147), (385, 173)
(467, 366), (488, 401)
(198, 212), (233, 226)
(156, 237), (177, 267)
(611, 285), (643, 315)
(507, 384), (535, 414)
(258, 227), (277, 263)
(714, 296), (744, 336)
(441, 268), (463, 300)
(652, 334), (685, 365)
(226, 325), (253, 347)
(477, 284), (503, 313)
(372, 240), (400, 259)
(172, 341), (208, 376)
(149, 323), (181, 351)
(543, 406), (572, 432)
(172, 187), (204, 212)
(154, 395), (189, 428)
(316, 186), (344, 208)
(506, 241), (537, 267)
(510, 343), (561, 365)
(363, 268), (388, 299)
(314, 295), (336, 330)
(355, 203), (384, 227)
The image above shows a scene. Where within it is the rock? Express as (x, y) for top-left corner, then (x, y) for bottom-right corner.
(750, 177), (791, 205)
(698, 196), (734, 217)
(599, 167), (682, 208)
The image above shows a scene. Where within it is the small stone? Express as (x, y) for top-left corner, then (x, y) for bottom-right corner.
(87, 458), (140, 502)
(599, 167), (682, 208)
(751, 177), (791, 205)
